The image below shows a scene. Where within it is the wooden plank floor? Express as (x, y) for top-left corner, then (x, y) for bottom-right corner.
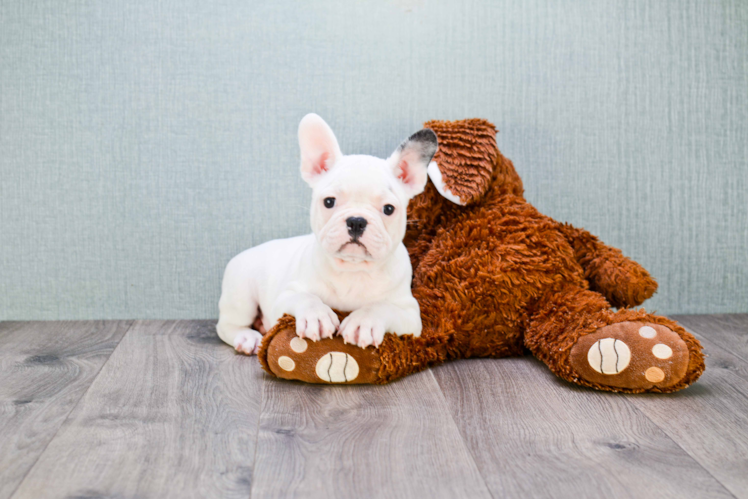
(1, 315), (746, 498)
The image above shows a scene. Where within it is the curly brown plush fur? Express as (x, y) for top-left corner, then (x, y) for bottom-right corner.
(259, 118), (704, 393)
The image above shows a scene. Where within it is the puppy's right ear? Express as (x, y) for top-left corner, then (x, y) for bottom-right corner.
(298, 113), (342, 187)
(388, 129), (438, 199)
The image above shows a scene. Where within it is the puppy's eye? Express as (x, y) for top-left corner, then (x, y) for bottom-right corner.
(383, 204), (395, 216)
(323, 197), (336, 209)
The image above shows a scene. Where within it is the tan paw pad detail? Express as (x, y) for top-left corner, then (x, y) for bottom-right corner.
(290, 337), (308, 353)
(587, 338), (631, 374)
(638, 326), (657, 338)
(652, 344), (673, 359)
(315, 352), (359, 383)
(645, 366), (665, 382)
(278, 356), (295, 371)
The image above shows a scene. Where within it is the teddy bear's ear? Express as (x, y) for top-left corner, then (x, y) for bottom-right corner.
(423, 118), (501, 205)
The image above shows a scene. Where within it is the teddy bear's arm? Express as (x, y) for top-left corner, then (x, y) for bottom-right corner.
(558, 223), (658, 308)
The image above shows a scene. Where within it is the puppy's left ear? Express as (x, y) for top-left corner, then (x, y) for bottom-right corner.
(388, 129), (438, 198)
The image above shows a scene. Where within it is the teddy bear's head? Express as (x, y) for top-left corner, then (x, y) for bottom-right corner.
(405, 118), (524, 251)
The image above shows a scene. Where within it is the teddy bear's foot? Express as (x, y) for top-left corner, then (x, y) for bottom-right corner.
(262, 327), (382, 384)
(569, 321), (690, 391)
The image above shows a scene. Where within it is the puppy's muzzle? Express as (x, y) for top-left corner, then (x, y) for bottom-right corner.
(346, 217), (367, 239)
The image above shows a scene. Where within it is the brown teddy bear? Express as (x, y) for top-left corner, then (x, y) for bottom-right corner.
(258, 118), (705, 393)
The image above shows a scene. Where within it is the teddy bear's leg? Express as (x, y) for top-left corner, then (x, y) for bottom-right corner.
(558, 223), (658, 308)
(259, 324), (382, 384)
(257, 314), (442, 384)
(524, 284), (705, 393)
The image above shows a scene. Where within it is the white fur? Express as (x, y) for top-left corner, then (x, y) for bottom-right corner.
(217, 114), (433, 353)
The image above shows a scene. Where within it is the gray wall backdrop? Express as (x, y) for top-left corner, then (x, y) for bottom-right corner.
(1, 0), (746, 320)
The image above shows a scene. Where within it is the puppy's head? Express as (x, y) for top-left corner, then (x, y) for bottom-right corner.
(298, 113), (437, 265)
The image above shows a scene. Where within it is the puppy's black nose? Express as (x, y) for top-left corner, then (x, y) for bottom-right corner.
(346, 217), (367, 239)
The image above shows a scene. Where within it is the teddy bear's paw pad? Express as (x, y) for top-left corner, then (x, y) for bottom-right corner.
(570, 322), (689, 390)
(265, 327), (380, 384)
(586, 338), (631, 375)
(315, 352), (359, 383)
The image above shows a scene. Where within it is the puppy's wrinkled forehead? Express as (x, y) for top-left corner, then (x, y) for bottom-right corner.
(315, 155), (404, 199)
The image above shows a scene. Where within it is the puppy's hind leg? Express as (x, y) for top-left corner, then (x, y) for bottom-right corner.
(219, 325), (263, 355)
(217, 296), (264, 356)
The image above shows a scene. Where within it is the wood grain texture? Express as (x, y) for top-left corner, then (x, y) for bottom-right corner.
(4, 317), (748, 498)
(12, 320), (264, 499)
(627, 314), (748, 497)
(432, 356), (732, 498)
(673, 314), (748, 364)
(0, 320), (132, 498)
(251, 369), (490, 498)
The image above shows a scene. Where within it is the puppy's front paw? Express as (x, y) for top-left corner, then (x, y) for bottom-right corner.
(234, 330), (263, 355)
(296, 303), (339, 342)
(340, 310), (386, 348)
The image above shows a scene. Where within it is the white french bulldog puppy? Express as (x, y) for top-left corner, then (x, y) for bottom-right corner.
(216, 114), (437, 355)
